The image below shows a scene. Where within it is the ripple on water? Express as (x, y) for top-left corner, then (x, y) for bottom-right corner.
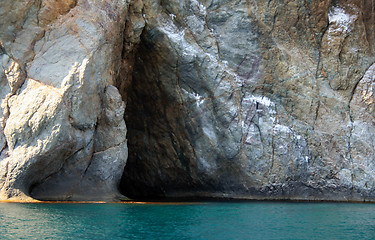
(0, 202), (375, 239)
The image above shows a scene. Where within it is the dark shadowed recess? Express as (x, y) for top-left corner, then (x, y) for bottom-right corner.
(118, 27), (204, 200)
(118, 1), (375, 201)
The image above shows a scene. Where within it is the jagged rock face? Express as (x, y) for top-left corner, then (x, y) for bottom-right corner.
(1, 0), (375, 202)
(0, 0), (130, 201)
(122, 0), (375, 201)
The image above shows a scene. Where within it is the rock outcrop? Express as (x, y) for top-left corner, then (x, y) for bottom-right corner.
(0, 0), (130, 201)
(1, 0), (375, 202)
(121, 0), (375, 201)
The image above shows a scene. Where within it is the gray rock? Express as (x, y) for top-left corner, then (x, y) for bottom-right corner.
(1, 0), (375, 202)
(0, 0), (130, 201)
(122, 0), (375, 201)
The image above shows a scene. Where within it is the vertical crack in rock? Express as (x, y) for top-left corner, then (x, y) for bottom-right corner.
(0, 46), (27, 167)
(82, 135), (96, 177)
(115, 0), (146, 102)
(347, 70), (363, 193)
(347, 62), (375, 196)
(0, 142), (7, 156)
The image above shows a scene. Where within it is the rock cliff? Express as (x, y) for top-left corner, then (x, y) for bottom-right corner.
(0, 0), (129, 201)
(1, 0), (375, 202)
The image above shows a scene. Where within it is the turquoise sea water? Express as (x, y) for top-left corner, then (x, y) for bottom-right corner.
(0, 201), (375, 240)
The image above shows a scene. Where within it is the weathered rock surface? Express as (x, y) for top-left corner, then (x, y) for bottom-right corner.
(122, 0), (375, 201)
(1, 0), (375, 202)
(0, 0), (130, 201)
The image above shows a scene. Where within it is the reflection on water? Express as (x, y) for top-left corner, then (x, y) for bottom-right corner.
(0, 202), (375, 239)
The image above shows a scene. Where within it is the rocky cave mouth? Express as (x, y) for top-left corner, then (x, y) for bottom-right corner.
(117, 29), (159, 199)
(117, 25), (208, 200)
(117, 0), (375, 201)
(118, 31), (179, 200)
(1, 0), (375, 202)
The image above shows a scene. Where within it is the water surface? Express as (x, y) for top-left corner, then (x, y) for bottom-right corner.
(0, 201), (374, 239)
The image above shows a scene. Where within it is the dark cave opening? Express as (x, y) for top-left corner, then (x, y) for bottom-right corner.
(118, 29), (175, 199)
(117, 26), (204, 200)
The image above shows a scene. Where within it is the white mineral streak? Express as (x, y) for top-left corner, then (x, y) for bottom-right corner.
(273, 124), (291, 133)
(327, 6), (358, 44)
(328, 7), (353, 33)
(246, 96), (273, 107)
(190, 0), (207, 16)
(160, 17), (275, 115)
(182, 89), (205, 107)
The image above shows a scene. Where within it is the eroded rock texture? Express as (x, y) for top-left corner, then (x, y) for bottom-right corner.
(0, 0), (130, 201)
(1, 0), (375, 202)
(122, 0), (375, 201)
